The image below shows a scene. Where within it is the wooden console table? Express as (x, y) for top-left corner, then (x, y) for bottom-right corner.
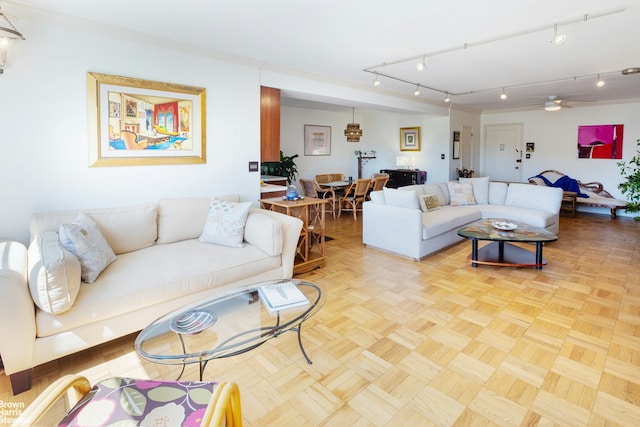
(260, 197), (327, 274)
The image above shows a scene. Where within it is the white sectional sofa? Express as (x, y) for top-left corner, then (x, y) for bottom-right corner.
(363, 177), (563, 260)
(0, 196), (302, 394)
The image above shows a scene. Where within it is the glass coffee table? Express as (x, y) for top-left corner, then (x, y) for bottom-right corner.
(135, 279), (325, 380)
(457, 219), (557, 270)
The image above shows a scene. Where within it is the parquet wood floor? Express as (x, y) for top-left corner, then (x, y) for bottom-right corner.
(2, 213), (639, 426)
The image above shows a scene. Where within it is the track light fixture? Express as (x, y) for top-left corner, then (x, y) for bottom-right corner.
(596, 74), (605, 88)
(373, 74), (381, 86)
(444, 93), (451, 103)
(551, 24), (566, 45)
(364, 9), (626, 102)
(0, 5), (25, 75)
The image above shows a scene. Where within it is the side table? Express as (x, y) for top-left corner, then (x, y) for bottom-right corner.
(260, 197), (327, 274)
(561, 191), (577, 217)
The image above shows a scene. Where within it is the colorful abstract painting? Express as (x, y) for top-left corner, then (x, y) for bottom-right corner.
(577, 124), (624, 159)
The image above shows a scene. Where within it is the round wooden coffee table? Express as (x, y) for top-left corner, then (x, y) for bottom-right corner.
(457, 219), (558, 270)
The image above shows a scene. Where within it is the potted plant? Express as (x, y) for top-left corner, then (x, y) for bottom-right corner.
(617, 138), (640, 220)
(274, 151), (299, 185)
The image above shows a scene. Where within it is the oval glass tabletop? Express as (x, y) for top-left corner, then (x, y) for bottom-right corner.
(135, 279), (325, 378)
(457, 218), (557, 242)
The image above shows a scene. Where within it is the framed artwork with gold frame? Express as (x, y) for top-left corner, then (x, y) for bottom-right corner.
(400, 127), (421, 151)
(87, 72), (206, 167)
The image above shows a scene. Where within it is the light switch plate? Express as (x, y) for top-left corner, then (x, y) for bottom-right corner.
(249, 161), (259, 172)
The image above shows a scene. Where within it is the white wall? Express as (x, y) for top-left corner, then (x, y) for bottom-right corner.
(481, 102), (640, 203)
(280, 107), (454, 192)
(1, 8), (263, 244)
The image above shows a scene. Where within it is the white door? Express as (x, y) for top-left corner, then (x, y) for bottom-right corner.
(484, 124), (523, 182)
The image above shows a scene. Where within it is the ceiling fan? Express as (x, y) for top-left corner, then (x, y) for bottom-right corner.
(543, 95), (566, 112)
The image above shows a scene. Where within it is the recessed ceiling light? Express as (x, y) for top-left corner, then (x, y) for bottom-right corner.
(621, 67), (640, 75)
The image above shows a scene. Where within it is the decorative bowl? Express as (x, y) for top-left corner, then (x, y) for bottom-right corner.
(491, 221), (518, 231)
(170, 309), (217, 334)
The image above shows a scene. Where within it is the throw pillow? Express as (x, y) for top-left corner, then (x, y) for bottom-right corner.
(418, 194), (441, 212)
(28, 231), (82, 314)
(447, 182), (477, 206)
(59, 213), (117, 283)
(382, 188), (420, 209)
(198, 199), (252, 248)
(459, 176), (490, 205)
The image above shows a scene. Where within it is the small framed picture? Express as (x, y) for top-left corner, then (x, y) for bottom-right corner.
(400, 127), (421, 151)
(526, 142), (535, 152)
(304, 125), (331, 156)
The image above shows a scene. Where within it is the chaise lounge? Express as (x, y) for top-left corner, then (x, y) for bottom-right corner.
(529, 170), (628, 218)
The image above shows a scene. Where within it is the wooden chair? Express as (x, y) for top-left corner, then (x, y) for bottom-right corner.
(12, 375), (242, 427)
(366, 175), (389, 200)
(456, 168), (474, 178)
(314, 174), (333, 185)
(300, 178), (337, 218)
(339, 178), (371, 220)
(371, 175), (389, 192)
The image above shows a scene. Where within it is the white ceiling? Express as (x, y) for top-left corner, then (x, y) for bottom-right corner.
(7, 0), (640, 113)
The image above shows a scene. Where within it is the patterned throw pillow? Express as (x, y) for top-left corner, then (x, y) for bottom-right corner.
(59, 213), (117, 283)
(198, 199), (252, 248)
(447, 182), (477, 206)
(418, 194), (441, 212)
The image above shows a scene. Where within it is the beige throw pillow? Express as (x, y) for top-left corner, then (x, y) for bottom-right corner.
(28, 231), (82, 314)
(59, 213), (117, 283)
(198, 199), (252, 248)
(418, 194), (441, 212)
(447, 182), (477, 206)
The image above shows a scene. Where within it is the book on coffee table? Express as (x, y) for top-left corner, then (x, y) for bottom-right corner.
(259, 281), (309, 313)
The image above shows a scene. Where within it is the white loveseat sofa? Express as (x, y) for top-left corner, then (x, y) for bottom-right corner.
(363, 178), (563, 260)
(0, 196), (302, 394)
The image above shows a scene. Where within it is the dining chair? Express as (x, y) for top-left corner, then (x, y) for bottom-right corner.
(12, 375), (243, 427)
(300, 178), (337, 218)
(370, 175), (389, 192)
(339, 178), (371, 220)
(314, 174), (332, 185)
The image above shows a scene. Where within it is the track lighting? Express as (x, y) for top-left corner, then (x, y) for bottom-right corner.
(596, 75), (605, 88)
(373, 75), (380, 86)
(551, 24), (566, 45)
(416, 56), (426, 71)
(500, 88), (507, 100)
(414, 85), (421, 96)
(444, 93), (451, 103)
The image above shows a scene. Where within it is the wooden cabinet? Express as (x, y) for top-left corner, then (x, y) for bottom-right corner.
(260, 86), (280, 162)
(380, 169), (427, 188)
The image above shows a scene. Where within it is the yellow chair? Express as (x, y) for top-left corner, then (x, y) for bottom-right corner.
(121, 130), (148, 150)
(12, 375), (242, 427)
